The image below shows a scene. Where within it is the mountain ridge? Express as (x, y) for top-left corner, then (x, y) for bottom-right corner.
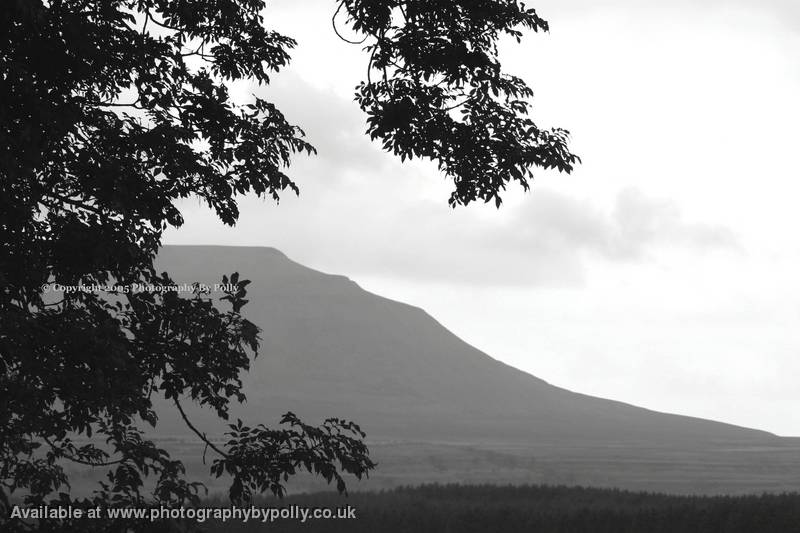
(153, 245), (778, 446)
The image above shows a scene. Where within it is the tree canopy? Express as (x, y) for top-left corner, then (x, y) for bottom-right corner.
(0, 1), (577, 531)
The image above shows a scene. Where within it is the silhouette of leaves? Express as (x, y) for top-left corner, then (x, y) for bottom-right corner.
(340, 0), (580, 206)
(211, 413), (376, 504)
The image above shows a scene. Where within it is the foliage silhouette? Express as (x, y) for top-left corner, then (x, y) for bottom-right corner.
(342, 0), (580, 206)
(0, 0), (576, 531)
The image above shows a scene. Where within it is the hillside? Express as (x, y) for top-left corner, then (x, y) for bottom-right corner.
(154, 245), (775, 447)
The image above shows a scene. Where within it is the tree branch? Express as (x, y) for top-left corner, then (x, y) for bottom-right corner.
(41, 192), (106, 217)
(332, 1), (368, 45)
(173, 398), (229, 458)
(42, 436), (124, 467)
(145, 10), (183, 33)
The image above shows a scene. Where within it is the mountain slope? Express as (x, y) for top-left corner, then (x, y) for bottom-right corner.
(154, 245), (775, 446)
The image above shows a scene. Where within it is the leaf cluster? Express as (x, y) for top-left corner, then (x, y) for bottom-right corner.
(211, 414), (375, 504)
(339, 0), (579, 207)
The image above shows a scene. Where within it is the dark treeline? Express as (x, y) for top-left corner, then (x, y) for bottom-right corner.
(202, 484), (800, 533)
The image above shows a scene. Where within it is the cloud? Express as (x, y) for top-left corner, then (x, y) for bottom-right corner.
(536, 0), (800, 28)
(172, 69), (741, 288)
(604, 188), (741, 259)
(240, 71), (391, 184)
(473, 187), (740, 272)
(210, 184), (740, 288)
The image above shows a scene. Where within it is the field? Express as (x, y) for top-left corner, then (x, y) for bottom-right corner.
(47, 439), (800, 532)
(63, 437), (800, 497)
(199, 484), (800, 533)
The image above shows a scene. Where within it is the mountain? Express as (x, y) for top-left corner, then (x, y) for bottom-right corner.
(153, 245), (776, 447)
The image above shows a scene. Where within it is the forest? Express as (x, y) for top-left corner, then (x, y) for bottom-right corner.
(201, 484), (800, 533)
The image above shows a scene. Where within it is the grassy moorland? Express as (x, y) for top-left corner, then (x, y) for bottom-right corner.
(200, 484), (800, 533)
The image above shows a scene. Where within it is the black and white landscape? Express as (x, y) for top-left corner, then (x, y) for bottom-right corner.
(5, 0), (800, 531)
(154, 245), (800, 495)
(170, 0), (800, 442)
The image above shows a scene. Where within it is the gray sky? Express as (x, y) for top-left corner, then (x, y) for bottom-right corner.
(165, 0), (800, 436)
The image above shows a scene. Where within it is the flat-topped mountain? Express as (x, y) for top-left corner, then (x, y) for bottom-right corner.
(154, 245), (776, 447)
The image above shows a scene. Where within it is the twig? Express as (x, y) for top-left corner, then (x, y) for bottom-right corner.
(174, 398), (229, 458)
(332, 1), (368, 45)
(42, 192), (106, 217)
(42, 436), (124, 467)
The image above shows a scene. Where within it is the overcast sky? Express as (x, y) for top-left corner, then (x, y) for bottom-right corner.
(165, 0), (800, 436)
